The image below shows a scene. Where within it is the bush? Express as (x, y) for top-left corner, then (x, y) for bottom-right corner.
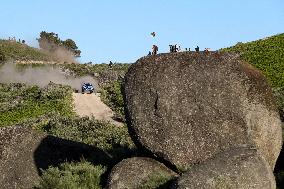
(61, 63), (130, 77)
(34, 161), (106, 189)
(100, 80), (125, 121)
(0, 83), (74, 126)
(41, 82), (73, 100)
(42, 115), (134, 151)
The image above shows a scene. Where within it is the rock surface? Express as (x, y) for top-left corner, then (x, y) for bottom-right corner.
(107, 157), (177, 189)
(171, 147), (276, 189)
(124, 52), (282, 170)
(0, 126), (45, 189)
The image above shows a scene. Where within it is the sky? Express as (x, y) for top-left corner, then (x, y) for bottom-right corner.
(0, 0), (283, 63)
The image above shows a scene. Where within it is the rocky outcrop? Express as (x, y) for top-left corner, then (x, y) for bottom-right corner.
(0, 126), (45, 189)
(124, 52), (282, 171)
(171, 147), (276, 189)
(107, 157), (177, 189)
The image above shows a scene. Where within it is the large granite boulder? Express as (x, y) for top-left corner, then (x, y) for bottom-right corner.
(124, 52), (282, 171)
(107, 157), (178, 189)
(171, 147), (276, 189)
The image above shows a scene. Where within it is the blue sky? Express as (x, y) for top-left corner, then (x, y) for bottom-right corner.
(0, 0), (283, 63)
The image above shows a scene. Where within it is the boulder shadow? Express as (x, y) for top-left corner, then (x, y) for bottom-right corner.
(33, 135), (112, 175)
(33, 135), (139, 187)
(274, 143), (284, 173)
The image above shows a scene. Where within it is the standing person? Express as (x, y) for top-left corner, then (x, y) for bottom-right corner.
(109, 61), (113, 68)
(174, 44), (178, 52)
(195, 46), (199, 52)
(148, 51), (152, 56)
(169, 45), (173, 53)
(152, 45), (158, 55)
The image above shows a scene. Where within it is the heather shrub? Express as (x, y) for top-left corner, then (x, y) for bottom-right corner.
(100, 80), (125, 121)
(34, 161), (106, 189)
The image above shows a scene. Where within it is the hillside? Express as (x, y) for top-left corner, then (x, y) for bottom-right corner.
(0, 34), (283, 188)
(0, 40), (52, 62)
(221, 33), (284, 88)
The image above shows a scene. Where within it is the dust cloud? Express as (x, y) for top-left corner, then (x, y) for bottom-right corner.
(39, 39), (79, 63)
(0, 62), (97, 90)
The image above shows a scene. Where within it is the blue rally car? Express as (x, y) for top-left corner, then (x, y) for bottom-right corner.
(81, 83), (95, 94)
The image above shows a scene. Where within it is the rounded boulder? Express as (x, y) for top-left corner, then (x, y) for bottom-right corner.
(107, 157), (177, 189)
(171, 147), (276, 189)
(124, 52), (282, 170)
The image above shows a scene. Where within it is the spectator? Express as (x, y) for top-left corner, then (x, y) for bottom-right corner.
(195, 46), (199, 52)
(152, 45), (158, 55)
(109, 61), (113, 68)
(169, 45), (173, 53)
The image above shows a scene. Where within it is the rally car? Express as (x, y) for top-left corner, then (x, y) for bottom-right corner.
(81, 83), (95, 94)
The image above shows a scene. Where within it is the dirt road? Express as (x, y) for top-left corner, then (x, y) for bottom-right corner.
(72, 93), (123, 126)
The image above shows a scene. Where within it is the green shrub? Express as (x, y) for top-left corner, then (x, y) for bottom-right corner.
(0, 83), (74, 126)
(221, 33), (284, 88)
(100, 80), (125, 120)
(41, 115), (134, 151)
(34, 161), (106, 189)
(41, 82), (73, 100)
(61, 63), (130, 77)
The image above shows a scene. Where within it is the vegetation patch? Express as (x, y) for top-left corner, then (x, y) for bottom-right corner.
(0, 83), (74, 127)
(221, 33), (284, 88)
(100, 80), (125, 121)
(0, 40), (52, 61)
(40, 115), (134, 151)
(61, 62), (130, 77)
(34, 161), (106, 189)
